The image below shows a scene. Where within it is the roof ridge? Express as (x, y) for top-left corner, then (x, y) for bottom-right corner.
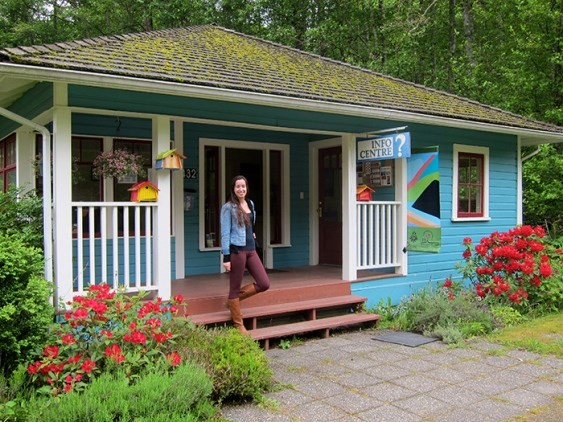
(0, 25), (214, 57)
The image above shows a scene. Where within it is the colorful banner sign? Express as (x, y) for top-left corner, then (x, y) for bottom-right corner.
(357, 132), (411, 162)
(406, 147), (441, 253)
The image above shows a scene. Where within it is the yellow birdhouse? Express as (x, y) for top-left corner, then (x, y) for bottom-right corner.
(356, 184), (374, 201)
(128, 181), (159, 202)
(155, 149), (186, 170)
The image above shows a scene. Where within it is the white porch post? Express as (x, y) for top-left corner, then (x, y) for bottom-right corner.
(52, 83), (74, 304)
(172, 119), (185, 279)
(342, 133), (357, 281)
(395, 157), (408, 275)
(15, 128), (35, 189)
(152, 116), (172, 299)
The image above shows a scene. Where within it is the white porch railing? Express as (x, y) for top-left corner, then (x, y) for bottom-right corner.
(72, 202), (158, 294)
(357, 201), (401, 270)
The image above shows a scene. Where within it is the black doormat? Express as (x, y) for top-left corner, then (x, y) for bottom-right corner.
(372, 331), (439, 347)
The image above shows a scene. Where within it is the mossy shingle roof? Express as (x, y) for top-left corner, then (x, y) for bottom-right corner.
(1, 25), (560, 134)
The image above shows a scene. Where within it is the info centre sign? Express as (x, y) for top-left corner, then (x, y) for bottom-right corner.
(357, 132), (411, 162)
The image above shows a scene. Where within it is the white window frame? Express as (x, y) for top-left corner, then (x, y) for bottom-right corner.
(198, 138), (291, 253)
(452, 144), (490, 222)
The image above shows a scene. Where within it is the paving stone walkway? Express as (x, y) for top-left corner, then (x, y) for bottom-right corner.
(220, 329), (563, 421)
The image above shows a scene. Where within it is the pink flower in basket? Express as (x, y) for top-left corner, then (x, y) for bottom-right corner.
(92, 149), (147, 179)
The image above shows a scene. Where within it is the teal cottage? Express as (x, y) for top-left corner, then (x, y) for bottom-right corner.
(1, 26), (561, 322)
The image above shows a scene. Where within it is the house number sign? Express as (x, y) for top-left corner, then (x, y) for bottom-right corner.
(184, 168), (197, 179)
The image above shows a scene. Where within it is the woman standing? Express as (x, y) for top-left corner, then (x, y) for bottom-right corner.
(220, 175), (270, 333)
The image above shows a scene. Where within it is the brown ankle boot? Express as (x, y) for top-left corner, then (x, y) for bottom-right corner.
(239, 283), (258, 301)
(226, 298), (248, 334)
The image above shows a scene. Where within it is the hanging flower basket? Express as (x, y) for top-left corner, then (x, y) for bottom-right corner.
(92, 149), (147, 180)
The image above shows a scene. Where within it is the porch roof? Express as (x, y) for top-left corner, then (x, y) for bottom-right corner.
(0, 25), (561, 135)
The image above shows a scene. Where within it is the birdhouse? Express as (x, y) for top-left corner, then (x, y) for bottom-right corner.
(128, 181), (159, 202)
(155, 149), (186, 170)
(356, 184), (374, 201)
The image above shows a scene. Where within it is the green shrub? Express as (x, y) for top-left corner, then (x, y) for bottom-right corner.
(27, 362), (217, 422)
(172, 320), (273, 403)
(490, 305), (525, 327)
(429, 325), (464, 345)
(0, 187), (43, 250)
(0, 234), (53, 378)
(394, 286), (495, 343)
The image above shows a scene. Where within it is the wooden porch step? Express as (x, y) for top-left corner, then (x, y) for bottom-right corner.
(250, 313), (380, 350)
(188, 295), (368, 326)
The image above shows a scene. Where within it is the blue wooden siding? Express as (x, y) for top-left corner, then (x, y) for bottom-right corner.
(352, 123), (519, 306)
(0, 82), (53, 139)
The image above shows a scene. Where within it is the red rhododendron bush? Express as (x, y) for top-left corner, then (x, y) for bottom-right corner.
(26, 284), (186, 396)
(456, 225), (561, 309)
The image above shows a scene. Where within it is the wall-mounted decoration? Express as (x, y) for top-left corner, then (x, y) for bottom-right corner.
(128, 180), (159, 202)
(407, 147), (441, 253)
(356, 184), (375, 201)
(155, 149), (186, 170)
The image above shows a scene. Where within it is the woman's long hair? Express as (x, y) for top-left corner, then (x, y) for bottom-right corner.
(229, 175), (251, 227)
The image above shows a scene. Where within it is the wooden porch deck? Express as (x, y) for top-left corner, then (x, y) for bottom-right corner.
(172, 265), (346, 314)
(172, 266), (380, 349)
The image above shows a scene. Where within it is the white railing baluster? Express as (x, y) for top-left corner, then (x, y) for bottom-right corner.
(123, 207), (129, 288)
(88, 206), (95, 286)
(145, 206), (152, 286)
(356, 201), (401, 270)
(135, 206), (141, 289)
(71, 202), (157, 295)
(112, 206), (119, 287)
(101, 207), (107, 283)
(76, 206), (84, 293)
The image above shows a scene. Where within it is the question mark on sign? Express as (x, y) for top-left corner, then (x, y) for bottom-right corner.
(396, 134), (406, 157)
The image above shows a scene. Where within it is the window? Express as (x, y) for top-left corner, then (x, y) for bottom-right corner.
(112, 139), (152, 202)
(452, 144), (489, 220)
(72, 137), (103, 201)
(0, 135), (16, 192)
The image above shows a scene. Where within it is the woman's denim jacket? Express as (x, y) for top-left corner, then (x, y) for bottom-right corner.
(220, 199), (255, 257)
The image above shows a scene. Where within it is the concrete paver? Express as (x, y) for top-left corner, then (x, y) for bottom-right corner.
(220, 329), (563, 421)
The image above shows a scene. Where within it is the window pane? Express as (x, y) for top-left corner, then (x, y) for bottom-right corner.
(73, 138), (102, 201)
(134, 142), (152, 165)
(81, 139), (102, 161)
(72, 165), (101, 201)
(6, 141), (15, 165)
(0, 173), (3, 191)
(6, 169), (16, 188)
(0, 145), (4, 166)
(458, 157), (469, 183)
(458, 186), (468, 212)
(472, 186), (482, 213)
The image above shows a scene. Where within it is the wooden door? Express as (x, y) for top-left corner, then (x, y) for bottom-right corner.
(318, 146), (342, 265)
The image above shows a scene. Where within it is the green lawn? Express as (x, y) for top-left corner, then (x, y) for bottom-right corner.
(486, 312), (563, 358)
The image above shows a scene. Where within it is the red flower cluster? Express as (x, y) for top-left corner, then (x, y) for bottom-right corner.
(459, 225), (553, 305)
(26, 284), (186, 396)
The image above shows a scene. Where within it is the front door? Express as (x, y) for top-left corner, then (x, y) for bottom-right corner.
(318, 146), (342, 265)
